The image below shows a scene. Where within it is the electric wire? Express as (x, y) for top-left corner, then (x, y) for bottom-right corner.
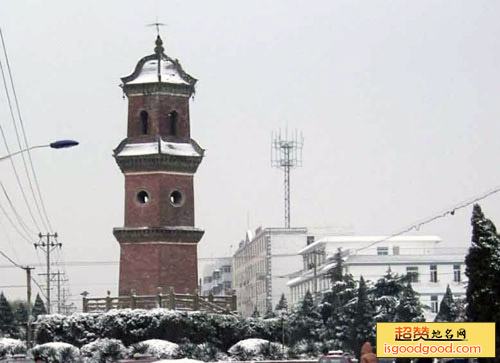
(0, 28), (48, 233)
(353, 182), (500, 254)
(0, 180), (36, 238)
(0, 28), (52, 233)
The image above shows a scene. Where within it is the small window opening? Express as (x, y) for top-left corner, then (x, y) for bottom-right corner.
(169, 111), (178, 136)
(137, 190), (150, 204)
(170, 190), (183, 206)
(140, 111), (149, 135)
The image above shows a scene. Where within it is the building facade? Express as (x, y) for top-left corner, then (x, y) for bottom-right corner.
(287, 235), (467, 321)
(113, 35), (204, 295)
(232, 227), (341, 317)
(200, 258), (233, 296)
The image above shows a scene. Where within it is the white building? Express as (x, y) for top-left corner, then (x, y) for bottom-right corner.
(200, 258), (232, 296)
(232, 227), (340, 317)
(287, 235), (467, 321)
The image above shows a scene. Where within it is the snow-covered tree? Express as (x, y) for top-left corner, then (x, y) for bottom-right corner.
(395, 282), (424, 322)
(349, 276), (376, 356)
(435, 285), (458, 322)
(0, 293), (17, 337)
(465, 204), (500, 323)
(32, 294), (46, 319)
(322, 251), (357, 346)
(373, 268), (406, 322)
(289, 290), (322, 344)
(275, 293), (288, 312)
(465, 204), (500, 361)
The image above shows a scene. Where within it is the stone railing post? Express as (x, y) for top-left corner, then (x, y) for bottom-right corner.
(231, 293), (237, 312)
(130, 289), (137, 309)
(193, 289), (200, 311)
(157, 287), (163, 308)
(105, 290), (112, 311)
(168, 287), (175, 310)
(82, 296), (88, 313)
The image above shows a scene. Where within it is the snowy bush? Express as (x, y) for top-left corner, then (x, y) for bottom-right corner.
(228, 338), (286, 361)
(0, 338), (26, 359)
(152, 359), (204, 363)
(30, 342), (80, 363)
(80, 338), (128, 362)
(175, 341), (227, 362)
(132, 339), (179, 359)
(34, 309), (282, 350)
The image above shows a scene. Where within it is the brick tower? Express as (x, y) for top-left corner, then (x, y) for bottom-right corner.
(113, 35), (204, 296)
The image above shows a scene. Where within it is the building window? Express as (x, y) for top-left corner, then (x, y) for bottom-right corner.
(430, 264), (438, 283)
(169, 110), (178, 136)
(223, 266), (231, 273)
(140, 111), (149, 135)
(406, 266), (419, 283)
(453, 264), (461, 282)
(377, 247), (389, 255)
(307, 236), (315, 245)
(393, 246), (400, 255)
(431, 295), (438, 313)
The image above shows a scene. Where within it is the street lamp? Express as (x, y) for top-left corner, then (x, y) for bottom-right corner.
(0, 139), (79, 162)
(0, 139), (78, 347)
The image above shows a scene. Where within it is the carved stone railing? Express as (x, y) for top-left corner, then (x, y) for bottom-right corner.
(83, 287), (237, 315)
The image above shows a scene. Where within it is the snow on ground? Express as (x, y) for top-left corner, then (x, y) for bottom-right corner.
(151, 359), (204, 363)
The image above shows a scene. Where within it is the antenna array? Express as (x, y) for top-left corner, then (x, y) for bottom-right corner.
(271, 129), (304, 228)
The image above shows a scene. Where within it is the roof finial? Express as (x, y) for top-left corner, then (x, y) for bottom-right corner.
(147, 21), (166, 54)
(154, 34), (164, 55)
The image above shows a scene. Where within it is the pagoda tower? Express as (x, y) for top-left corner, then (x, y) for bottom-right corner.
(113, 36), (204, 295)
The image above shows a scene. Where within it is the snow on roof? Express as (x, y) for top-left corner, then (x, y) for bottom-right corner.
(299, 235), (442, 254)
(346, 253), (465, 265)
(125, 56), (190, 86)
(117, 140), (202, 158)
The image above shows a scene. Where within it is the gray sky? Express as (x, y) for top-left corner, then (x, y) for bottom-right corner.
(1, 1), (500, 308)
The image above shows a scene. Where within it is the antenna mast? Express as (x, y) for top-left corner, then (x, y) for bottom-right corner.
(271, 129), (303, 228)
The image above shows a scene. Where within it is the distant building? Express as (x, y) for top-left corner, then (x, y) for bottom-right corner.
(200, 258), (232, 296)
(287, 235), (467, 321)
(232, 226), (343, 317)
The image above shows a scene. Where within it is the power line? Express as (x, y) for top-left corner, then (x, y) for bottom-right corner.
(0, 28), (52, 232)
(354, 182), (500, 254)
(0, 29), (42, 233)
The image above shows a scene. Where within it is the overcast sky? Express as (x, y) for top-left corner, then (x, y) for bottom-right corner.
(1, 1), (500, 308)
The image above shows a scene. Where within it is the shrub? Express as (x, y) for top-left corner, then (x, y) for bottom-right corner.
(0, 338), (26, 359)
(80, 338), (128, 362)
(228, 338), (286, 361)
(30, 342), (79, 363)
(131, 339), (179, 359)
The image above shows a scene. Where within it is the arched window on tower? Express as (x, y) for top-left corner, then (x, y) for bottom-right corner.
(169, 111), (178, 136)
(140, 111), (149, 135)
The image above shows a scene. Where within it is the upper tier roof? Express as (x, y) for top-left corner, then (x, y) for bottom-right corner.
(120, 35), (197, 91)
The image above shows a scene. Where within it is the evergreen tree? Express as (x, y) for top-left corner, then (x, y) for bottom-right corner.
(395, 283), (424, 322)
(32, 293), (47, 319)
(373, 268), (406, 322)
(251, 307), (260, 318)
(434, 285), (458, 322)
(275, 293), (288, 312)
(465, 204), (500, 323)
(465, 204), (500, 361)
(0, 292), (17, 337)
(13, 301), (28, 339)
(328, 248), (344, 283)
(320, 247), (358, 348)
(349, 276), (376, 358)
(289, 290), (322, 343)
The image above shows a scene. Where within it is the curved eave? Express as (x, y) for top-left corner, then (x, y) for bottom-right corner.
(121, 53), (197, 87)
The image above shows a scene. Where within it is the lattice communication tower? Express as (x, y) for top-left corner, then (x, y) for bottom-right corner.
(271, 129), (304, 228)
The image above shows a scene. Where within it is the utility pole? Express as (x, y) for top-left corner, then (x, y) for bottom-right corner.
(22, 266), (34, 348)
(34, 232), (60, 314)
